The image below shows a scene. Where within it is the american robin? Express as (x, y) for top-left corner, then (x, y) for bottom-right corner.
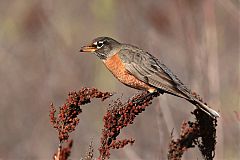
(80, 37), (220, 118)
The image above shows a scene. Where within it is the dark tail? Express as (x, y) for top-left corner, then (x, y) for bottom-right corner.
(157, 88), (220, 118)
(189, 99), (220, 118)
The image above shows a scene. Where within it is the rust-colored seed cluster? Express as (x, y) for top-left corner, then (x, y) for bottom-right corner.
(50, 88), (112, 160)
(50, 87), (217, 160)
(50, 88), (112, 142)
(50, 101), (82, 142)
(110, 139), (135, 149)
(168, 108), (217, 160)
(194, 109), (217, 160)
(98, 92), (160, 159)
(168, 121), (200, 160)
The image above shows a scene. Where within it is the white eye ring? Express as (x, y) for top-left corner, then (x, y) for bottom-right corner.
(96, 41), (104, 49)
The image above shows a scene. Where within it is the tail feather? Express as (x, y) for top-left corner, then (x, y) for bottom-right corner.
(159, 88), (220, 118)
(189, 99), (220, 118)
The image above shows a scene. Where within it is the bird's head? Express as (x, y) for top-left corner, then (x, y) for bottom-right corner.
(80, 37), (120, 60)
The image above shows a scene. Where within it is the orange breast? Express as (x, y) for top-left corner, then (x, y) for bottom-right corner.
(103, 53), (155, 92)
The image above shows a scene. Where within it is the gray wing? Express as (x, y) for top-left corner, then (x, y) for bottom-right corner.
(118, 46), (193, 100)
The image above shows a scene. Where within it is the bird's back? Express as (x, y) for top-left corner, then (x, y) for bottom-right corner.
(118, 45), (193, 100)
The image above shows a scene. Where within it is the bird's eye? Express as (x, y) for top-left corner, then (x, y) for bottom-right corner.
(96, 41), (104, 48)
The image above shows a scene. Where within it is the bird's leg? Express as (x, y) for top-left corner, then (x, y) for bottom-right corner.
(133, 91), (160, 104)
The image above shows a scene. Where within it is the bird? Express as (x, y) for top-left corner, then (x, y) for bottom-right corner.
(80, 37), (220, 118)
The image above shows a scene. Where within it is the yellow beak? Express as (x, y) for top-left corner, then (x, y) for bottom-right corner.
(79, 45), (97, 52)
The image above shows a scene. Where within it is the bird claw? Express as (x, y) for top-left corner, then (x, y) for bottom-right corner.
(132, 92), (159, 105)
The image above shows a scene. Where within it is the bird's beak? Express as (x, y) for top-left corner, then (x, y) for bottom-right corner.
(79, 45), (97, 52)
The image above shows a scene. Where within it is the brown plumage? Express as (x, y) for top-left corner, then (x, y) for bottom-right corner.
(80, 37), (220, 118)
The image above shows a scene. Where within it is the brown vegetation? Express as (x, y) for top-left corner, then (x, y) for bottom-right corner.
(50, 87), (217, 160)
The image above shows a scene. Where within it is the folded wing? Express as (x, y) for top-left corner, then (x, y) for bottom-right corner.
(118, 47), (192, 100)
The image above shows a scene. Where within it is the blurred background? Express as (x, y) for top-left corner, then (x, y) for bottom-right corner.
(0, 0), (239, 159)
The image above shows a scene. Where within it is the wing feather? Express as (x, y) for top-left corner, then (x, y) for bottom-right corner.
(118, 46), (192, 99)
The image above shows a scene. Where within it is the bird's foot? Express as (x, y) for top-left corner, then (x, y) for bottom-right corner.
(132, 91), (159, 105)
